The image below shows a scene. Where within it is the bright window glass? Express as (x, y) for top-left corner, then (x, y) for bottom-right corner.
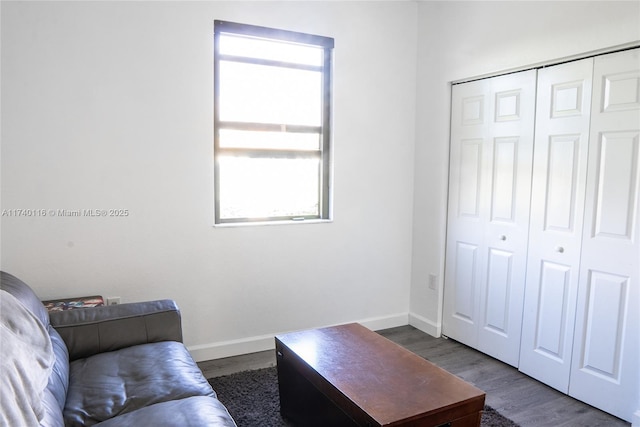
(218, 61), (322, 126)
(219, 34), (323, 66)
(218, 157), (320, 220)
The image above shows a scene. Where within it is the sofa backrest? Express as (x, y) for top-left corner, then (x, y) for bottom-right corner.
(1, 272), (69, 427)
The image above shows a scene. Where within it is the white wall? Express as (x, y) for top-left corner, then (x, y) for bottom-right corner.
(0, 1), (418, 360)
(410, 1), (640, 336)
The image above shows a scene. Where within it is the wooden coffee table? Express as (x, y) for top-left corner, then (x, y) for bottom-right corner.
(276, 323), (485, 427)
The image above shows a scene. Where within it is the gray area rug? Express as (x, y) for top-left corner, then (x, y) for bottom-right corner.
(208, 366), (519, 427)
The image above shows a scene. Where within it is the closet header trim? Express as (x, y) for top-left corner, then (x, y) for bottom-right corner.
(452, 42), (640, 85)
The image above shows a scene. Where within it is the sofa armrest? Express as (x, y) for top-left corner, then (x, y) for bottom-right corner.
(49, 299), (183, 361)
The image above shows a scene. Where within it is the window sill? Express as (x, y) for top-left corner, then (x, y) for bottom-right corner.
(213, 218), (333, 228)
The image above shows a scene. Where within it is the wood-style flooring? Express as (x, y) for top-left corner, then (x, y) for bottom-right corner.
(197, 325), (631, 427)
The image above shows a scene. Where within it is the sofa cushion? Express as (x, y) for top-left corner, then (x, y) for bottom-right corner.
(93, 396), (237, 427)
(0, 289), (55, 426)
(64, 341), (217, 426)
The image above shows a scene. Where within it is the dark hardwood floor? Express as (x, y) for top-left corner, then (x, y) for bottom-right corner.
(198, 325), (631, 427)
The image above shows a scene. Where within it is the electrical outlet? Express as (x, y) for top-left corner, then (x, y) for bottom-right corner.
(428, 274), (438, 290)
(106, 297), (121, 306)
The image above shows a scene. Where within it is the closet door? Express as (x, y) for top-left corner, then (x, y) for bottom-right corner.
(519, 58), (594, 392)
(569, 48), (640, 422)
(444, 77), (488, 348)
(443, 70), (536, 367)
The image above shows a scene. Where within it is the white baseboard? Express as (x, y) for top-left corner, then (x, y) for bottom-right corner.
(360, 312), (409, 332)
(408, 312), (440, 337)
(632, 409), (640, 427)
(189, 333), (276, 363)
(188, 312), (409, 363)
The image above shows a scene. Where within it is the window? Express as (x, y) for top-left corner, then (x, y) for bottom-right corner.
(214, 21), (334, 224)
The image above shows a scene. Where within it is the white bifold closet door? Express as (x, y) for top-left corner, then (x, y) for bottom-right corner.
(445, 48), (639, 422)
(443, 70), (537, 367)
(518, 57), (594, 392)
(568, 48), (640, 421)
(519, 49), (639, 422)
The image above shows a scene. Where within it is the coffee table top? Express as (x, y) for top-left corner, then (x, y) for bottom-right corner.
(276, 323), (485, 426)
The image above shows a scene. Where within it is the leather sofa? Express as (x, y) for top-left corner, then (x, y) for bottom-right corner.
(0, 271), (237, 427)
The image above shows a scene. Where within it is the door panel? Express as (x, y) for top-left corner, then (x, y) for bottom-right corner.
(453, 242), (479, 323)
(569, 48), (640, 422)
(444, 69), (536, 367)
(534, 261), (572, 362)
(592, 131), (639, 239)
(458, 139), (484, 218)
(519, 58), (594, 391)
(444, 79), (488, 348)
(580, 271), (627, 380)
(484, 248), (513, 335)
(544, 135), (581, 231)
(463, 95), (485, 125)
(491, 137), (518, 222)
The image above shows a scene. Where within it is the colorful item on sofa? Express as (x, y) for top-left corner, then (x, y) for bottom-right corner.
(42, 296), (104, 312)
